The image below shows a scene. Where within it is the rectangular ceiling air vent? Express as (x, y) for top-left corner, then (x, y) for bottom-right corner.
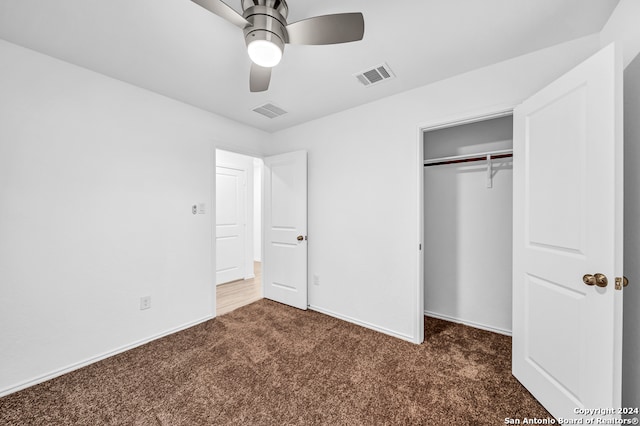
(354, 63), (395, 87)
(252, 102), (288, 119)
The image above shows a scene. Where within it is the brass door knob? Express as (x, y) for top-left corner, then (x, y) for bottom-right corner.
(623, 276), (629, 287)
(594, 273), (608, 287)
(297, 235), (304, 241)
(583, 273), (608, 287)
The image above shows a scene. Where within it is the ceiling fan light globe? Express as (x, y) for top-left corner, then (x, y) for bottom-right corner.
(247, 40), (282, 68)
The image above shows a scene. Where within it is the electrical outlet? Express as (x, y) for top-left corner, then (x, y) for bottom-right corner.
(140, 296), (151, 310)
(313, 275), (320, 286)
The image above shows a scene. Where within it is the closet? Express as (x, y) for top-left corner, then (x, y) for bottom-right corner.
(423, 115), (513, 335)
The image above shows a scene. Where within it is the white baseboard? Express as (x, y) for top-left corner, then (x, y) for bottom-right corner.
(308, 305), (415, 343)
(0, 315), (214, 398)
(424, 310), (512, 336)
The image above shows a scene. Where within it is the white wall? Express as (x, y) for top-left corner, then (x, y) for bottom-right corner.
(623, 53), (640, 408)
(424, 116), (513, 334)
(600, 0), (640, 67)
(216, 149), (256, 280)
(266, 34), (602, 342)
(0, 39), (270, 396)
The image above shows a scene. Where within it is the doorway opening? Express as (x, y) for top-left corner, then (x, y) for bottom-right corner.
(421, 113), (514, 339)
(215, 149), (264, 315)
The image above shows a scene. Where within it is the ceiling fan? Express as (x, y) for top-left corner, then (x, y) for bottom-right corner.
(192, 0), (365, 92)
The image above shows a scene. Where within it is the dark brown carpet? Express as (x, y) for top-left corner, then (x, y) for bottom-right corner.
(0, 299), (550, 425)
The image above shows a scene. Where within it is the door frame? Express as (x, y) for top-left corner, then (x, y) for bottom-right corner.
(212, 145), (266, 318)
(414, 103), (516, 344)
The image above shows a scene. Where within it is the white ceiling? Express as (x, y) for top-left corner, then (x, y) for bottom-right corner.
(0, 0), (620, 133)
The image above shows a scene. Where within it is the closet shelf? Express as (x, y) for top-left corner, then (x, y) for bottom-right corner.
(423, 149), (513, 167)
(424, 149), (513, 188)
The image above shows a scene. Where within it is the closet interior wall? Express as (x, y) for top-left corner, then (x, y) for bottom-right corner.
(423, 115), (514, 335)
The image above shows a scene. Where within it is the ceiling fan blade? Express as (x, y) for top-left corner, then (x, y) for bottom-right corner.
(286, 13), (364, 45)
(191, 0), (249, 29)
(250, 63), (272, 92)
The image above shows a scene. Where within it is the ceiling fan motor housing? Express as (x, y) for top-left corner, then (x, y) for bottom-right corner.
(242, 0), (289, 54)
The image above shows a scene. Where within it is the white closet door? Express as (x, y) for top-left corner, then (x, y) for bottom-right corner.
(512, 44), (623, 420)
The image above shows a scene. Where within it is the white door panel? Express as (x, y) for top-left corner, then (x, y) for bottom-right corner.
(513, 44), (623, 419)
(216, 166), (246, 285)
(263, 151), (307, 310)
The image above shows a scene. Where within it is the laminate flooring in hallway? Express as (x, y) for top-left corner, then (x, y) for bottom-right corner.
(216, 262), (262, 316)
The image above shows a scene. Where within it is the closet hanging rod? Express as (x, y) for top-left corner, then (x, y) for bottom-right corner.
(423, 149), (513, 167)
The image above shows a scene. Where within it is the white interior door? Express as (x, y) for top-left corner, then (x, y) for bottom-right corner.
(263, 150), (307, 310)
(216, 166), (246, 285)
(513, 44), (623, 420)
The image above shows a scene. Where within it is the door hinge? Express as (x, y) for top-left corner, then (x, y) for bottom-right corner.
(615, 276), (629, 291)
(419, 243), (422, 250)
